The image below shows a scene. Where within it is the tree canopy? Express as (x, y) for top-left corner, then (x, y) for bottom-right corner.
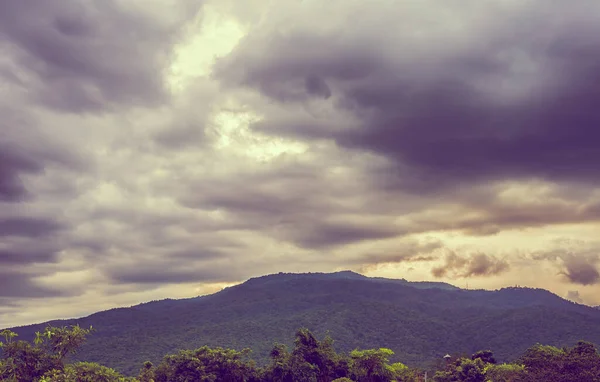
(1, 325), (599, 381)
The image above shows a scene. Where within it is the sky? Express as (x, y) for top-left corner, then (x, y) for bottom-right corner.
(1, 0), (600, 328)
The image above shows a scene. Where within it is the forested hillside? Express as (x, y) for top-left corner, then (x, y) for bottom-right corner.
(4, 271), (600, 376)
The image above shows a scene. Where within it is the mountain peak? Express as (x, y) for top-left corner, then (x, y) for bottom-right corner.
(329, 270), (368, 278)
(240, 270), (367, 286)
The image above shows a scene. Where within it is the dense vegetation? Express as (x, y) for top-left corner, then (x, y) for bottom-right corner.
(4, 272), (600, 376)
(2, 325), (599, 381)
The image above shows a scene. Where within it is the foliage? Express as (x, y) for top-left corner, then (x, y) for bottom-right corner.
(0, 339), (60, 381)
(39, 362), (132, 382)
(137, 361), (155, 382)
(470, 350), (495, 365)
(34, 325), (94, 362)
(1, 322), (600, 381)
(153, 346), (260, 382)
(349, 348), (396, 381)
(0, 325), (93, 382)
(482, 363), (526, 382)
(262, 328), (350, 382)
(433, 357), (486, 382)
(519, 341), (600, 381)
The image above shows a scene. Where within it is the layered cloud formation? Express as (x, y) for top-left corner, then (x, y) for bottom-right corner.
(1, 0), (600, 327)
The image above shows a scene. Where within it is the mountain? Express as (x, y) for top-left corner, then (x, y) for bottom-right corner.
(4, 271), (600, 376)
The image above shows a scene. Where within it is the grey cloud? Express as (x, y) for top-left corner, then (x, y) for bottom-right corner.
(107, 267), (234, 285)
(0, 106), (93, 203)
(278, 220), (401, 250)
(103, 254), (249, 285)
(350, 240), (442, 268)
(467, 253), (510, 277)
(432, 252), (467, 278)
(153, 123), (206, 149)
(215, 0), (600, 193)
(0, 0), (201, 113)
(561, 255), (600, 285)
(148, 81), (218, 150)
(529, 247), (600, 285)
(407, 190), (600, 237)
(0, 217), (64, 237)
(0, 144), (41, 202)
(432, 251), (509, 278)
(567, 290), (584, 304)
(305, 75), (332, 99)
(76, 204), (244, 258)
(0, 270), (65, 298)
(168, 248), (229, 260)
(179, 160), (408, 249)
(0, 248), (59, 265)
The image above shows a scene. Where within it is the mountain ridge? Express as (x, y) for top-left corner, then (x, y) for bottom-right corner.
(3, 271), (600, 376)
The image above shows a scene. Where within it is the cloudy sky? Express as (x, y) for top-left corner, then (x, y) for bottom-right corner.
(2, 0), (600, 328)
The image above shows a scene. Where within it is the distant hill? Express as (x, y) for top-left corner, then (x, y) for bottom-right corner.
(4, 271), (600, 376)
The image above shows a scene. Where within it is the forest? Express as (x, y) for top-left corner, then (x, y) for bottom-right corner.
(1, 324), (599, 381)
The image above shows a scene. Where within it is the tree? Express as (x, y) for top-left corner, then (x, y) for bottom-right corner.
(519, 344), (565, 381)
(483, 363), (526, 382)
(519, 341), (600, 381)
(137, 361), (155, 382)
(263, 329), (350, 382)
(154, 346), (260, 382)
(263, 343), (296, 382)
(0, 340), (60, 381)
(292, 329), (349, 382)
(0, 329), (18, 345)
(34, 325), (94, 362)
(433, 357), (486, 382)
(471, 350), (496, 365)
(0, 325), (94, 382)
(388, 362), (421, 382)
(39, 362), (132, 382)
(349, 348), (395, 382)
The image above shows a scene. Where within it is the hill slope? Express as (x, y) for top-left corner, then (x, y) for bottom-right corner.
(5, 271), (600, 376)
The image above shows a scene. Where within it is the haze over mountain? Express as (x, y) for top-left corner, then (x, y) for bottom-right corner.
(5, 272), (600, 376)
(2, 0), (600, 330)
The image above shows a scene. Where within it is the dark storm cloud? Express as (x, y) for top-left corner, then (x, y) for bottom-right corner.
(108, 268), (230, 285)
(0, 217), (64, 237)
(280, 220), (401, 249)
(0, 271), (65, 298)
(0, 144), (41, 202)
(432, 251), (509, 279)
(305, 75), (332, 99)
(350, 239), (442, 268)
(0, 140), (90, 203)
(75, 203), (247, 259)
(529, 248), (600, 285)
(0, 0), (200, 113)
(179, 161), (408, 249)
(561, 256), (600, 286)
(0, 248), (59, 265)
(215, 1), (600, 193)
(105, 257), (245, 285)
(407, 191), (600, 237)
(0, 104), (93, 203)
